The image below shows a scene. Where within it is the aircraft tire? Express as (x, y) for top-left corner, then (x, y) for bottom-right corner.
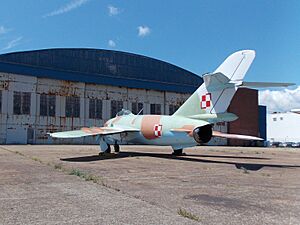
(172, 149), (184, 156)
(114, 144), (120, 153)
(106, 145), (111, 153)
(99, 145), (111, 155)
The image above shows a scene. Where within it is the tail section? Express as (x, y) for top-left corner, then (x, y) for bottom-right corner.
(173, 50), (255, 117)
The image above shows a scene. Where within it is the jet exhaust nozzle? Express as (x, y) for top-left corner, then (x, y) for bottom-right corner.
(193, 125), (212, 144)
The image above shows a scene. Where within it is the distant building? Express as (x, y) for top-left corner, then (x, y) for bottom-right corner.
(268, 110), (300, 144)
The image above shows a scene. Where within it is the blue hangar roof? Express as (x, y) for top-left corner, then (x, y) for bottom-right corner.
(0, 48), (203, 93)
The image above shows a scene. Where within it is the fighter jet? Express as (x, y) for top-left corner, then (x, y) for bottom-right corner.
(49, 50), (293, 155)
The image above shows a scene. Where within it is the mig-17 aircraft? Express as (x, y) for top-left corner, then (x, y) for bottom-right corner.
(49, 50), (293, 155)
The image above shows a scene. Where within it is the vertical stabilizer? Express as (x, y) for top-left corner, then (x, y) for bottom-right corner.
(173, 50), (255, 117)
(214, 50), (256, 81)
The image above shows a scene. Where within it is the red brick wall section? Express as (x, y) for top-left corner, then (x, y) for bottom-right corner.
(227, 88), (259, 146)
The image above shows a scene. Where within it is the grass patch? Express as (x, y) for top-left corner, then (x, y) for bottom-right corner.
(31, 157), (43, 163)
(84, 174), (102, 183)
(68, 169), (105, 184)
(54, 163), (63, 170)
(69, 169), (86, 178)
(226, 184), (236, 188)
(177, 208), (200, 222)
(15, 151), (25, 156)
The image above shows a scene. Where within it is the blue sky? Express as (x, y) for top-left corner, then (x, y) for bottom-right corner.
(0, 0), (299, 111)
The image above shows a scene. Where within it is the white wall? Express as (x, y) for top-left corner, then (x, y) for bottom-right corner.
(267, 112), (300, 143)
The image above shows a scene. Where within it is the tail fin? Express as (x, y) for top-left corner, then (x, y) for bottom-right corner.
(173, 50), (255, 117)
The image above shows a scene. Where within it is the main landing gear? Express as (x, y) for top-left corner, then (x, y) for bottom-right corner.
(99, 145), (111, 155)
(114, 144), (120, 153)
(172, 149), (185, 156)
(98, 144), (120, 156)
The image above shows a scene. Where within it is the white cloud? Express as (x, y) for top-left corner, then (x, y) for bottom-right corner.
(138, 26), (151, 37)
(108, 39), (116, 47)
(108, 5), (120, 16)
(1, 36), (23, 51)
(0, 26), (10, 35)
(259, 86), (300, 112)
(44, 0), (89, 18)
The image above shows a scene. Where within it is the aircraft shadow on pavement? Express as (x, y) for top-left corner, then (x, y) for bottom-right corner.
(61, 151), (300, 171)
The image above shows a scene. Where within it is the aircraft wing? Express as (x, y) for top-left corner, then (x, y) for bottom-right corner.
(212, 131), (263, 141)
(49, 126), (139, 139)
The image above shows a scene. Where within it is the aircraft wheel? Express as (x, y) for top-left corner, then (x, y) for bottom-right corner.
(106, 145), (111, 153)
(114, 144), (120, 153)
(99, 145), (111, 155)
(172, 149), (185, 156)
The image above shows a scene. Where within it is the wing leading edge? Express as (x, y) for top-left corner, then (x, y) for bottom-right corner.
(49, 126), (139, 139)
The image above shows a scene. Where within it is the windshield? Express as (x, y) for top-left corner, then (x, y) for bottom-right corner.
(116, 109), (132, 116)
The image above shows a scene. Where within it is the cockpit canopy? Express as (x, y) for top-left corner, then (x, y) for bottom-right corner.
(116, 109), (133, 116)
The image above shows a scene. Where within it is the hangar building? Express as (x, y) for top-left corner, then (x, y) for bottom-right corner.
(267, 110), (300, 145)
(0, 48), (263, 145)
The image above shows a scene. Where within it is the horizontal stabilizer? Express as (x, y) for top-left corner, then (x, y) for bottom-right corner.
(202, 72), (230, 91)
(212, 131), (263, 141)
(240, 81), (295, 88)
(188, 112), (238, 123)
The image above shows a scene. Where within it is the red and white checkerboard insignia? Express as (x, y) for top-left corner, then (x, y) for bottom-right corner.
(201, 93), (212, 109)
(153, 124), (163, 137)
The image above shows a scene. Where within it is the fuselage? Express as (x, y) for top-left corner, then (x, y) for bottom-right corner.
(104, 113), (209, 150)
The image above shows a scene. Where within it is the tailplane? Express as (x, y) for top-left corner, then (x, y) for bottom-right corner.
(173, 50), (256, 117)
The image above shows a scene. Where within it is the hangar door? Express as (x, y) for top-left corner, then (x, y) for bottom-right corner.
(6, 126), (28, 144)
